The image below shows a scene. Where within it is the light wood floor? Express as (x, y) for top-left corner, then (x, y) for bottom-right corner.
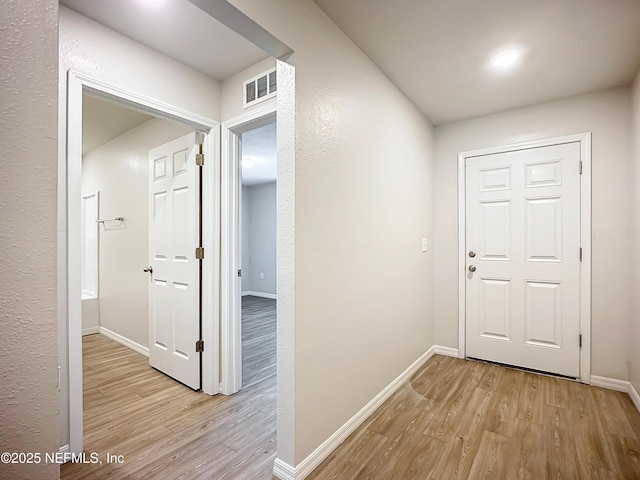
(61, 296), (277, 480)
(63, 305), (640, 480)
(308, 355), (640, 479)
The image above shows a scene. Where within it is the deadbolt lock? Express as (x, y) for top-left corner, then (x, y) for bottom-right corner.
(468, 251), (476, 258)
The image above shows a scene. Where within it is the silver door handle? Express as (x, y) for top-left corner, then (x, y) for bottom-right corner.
(143, 266), (153, 274)
(468, 265), (476, 272)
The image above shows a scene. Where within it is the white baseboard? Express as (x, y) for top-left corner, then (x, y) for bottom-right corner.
(242, 291), (277, 300)
(590, 375), (629, 392)
(273, 458), (296, 480)
(99, 326), (149, 357)
(434, 345), (459, 357)
(591, 375), (640, 415)
(275, 346), (437, 480)
(630, 382), (640, 414)
(82, 326), (100, 336)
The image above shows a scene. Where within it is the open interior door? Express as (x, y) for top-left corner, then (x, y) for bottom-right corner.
(147, 132), (202, 390)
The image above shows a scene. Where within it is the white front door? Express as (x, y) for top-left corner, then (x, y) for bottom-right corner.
(148, 132), (201, 389)
(465, 142), (581, 377)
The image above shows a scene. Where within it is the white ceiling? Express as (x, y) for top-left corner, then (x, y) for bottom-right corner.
(241, 122), (277, 186)
(313, 0), (640, 125)
(67, 0), (640, 131)
(60, 0), (269, 81)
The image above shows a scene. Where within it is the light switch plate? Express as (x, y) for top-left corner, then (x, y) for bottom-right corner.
(421, 238), (428, 252)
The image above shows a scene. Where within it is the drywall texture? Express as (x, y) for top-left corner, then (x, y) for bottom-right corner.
(58, 6), (221, 447)
(434, 87), (633, 380)
(631, 71), (640, 395)
(221, 56), (276, 121)
(82, 117), (192, 348)
(241, 182), (277, 296)
(231, 0), (436, 466)
(0, 1), (60, 479)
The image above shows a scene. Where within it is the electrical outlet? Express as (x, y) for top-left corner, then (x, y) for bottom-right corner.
(260, 272), (265, 279)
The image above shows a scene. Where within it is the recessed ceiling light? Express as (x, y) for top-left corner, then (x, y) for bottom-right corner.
(489, 46), (523, 71)
(241, 159), (255, 169)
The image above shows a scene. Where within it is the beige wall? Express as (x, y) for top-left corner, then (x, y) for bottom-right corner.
(230, 0), (436, 466)
(82, 117), (192, 347)
(221, 56), (276, 121)
(0, 1), (59, 478)
(434, 87), (633, 380)
(58, 5), (221, 448)
(631, 71), (640, 395)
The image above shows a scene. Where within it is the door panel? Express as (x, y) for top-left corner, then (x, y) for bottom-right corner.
(465, 142), (581, 377)
(148, 132), (201, 390)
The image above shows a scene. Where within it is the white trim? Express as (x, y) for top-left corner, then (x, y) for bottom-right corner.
(64, 70), (220, 454)
(457, 133), (592, 381)
(273, 458), (296, 480)
(630, 383), (640, 414)
(434, 345), (459, 357)
(242, 290), (277, 300)
(221, 103), (277, 396)
(99, 327), (149, 357)
(201, 126), (221, 396)
(590, 376), (640, 414)
(291, 347), (437, 480)
(82, 327), (99, 336)
(590, 375), (630, 393)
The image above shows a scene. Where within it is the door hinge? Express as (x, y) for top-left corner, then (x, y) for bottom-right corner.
(195, 339), (204, 352)
(196, 153), (204, 166)
(579, 161), (583, 175)
(579, 334), (582, 348)
(579, 247), (583, 262)
(195, 247), (204, 259)
(237, 269), (242, 277)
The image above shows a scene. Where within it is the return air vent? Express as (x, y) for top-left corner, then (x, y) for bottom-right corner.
(243, 68), (277, 108)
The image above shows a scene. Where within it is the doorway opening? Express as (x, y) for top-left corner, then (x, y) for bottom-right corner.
(220, 105), (277, 395)
(66, 71), (220, 454)
(240, 120), (277, 388)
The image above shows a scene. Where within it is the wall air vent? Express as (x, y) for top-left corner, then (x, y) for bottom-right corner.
(243, 68), (276, 108)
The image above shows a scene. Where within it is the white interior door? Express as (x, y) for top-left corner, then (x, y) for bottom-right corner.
(148, 132), (201, 389)
(465, 142), (581, 377)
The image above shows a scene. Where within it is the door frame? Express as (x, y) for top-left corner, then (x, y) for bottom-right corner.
(65, 70), (221, 454)
(457, 132), (592, 382)
(220, 102), (277, 395)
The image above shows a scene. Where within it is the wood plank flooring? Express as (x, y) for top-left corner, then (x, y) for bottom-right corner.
(243, 296), (277, 388)
(61, 295), (277, 480)
(63, 305), (640, 480)
(308, 355), (640, 479)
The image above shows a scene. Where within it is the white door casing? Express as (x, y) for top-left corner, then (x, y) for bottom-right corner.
(148, 132), (202, 390)
(458, 134), (591, 381)
(66, 70), (220, 454)
(220, 103), (277, 395)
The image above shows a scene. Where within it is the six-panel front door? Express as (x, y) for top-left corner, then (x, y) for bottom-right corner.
(465, 142), (581, 378)
(148, 132), (201, 390)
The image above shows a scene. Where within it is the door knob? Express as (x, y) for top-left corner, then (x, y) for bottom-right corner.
(468, 265), (476, 273)
(468, 251), (476, 258)
(143, 266), (153, 274)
